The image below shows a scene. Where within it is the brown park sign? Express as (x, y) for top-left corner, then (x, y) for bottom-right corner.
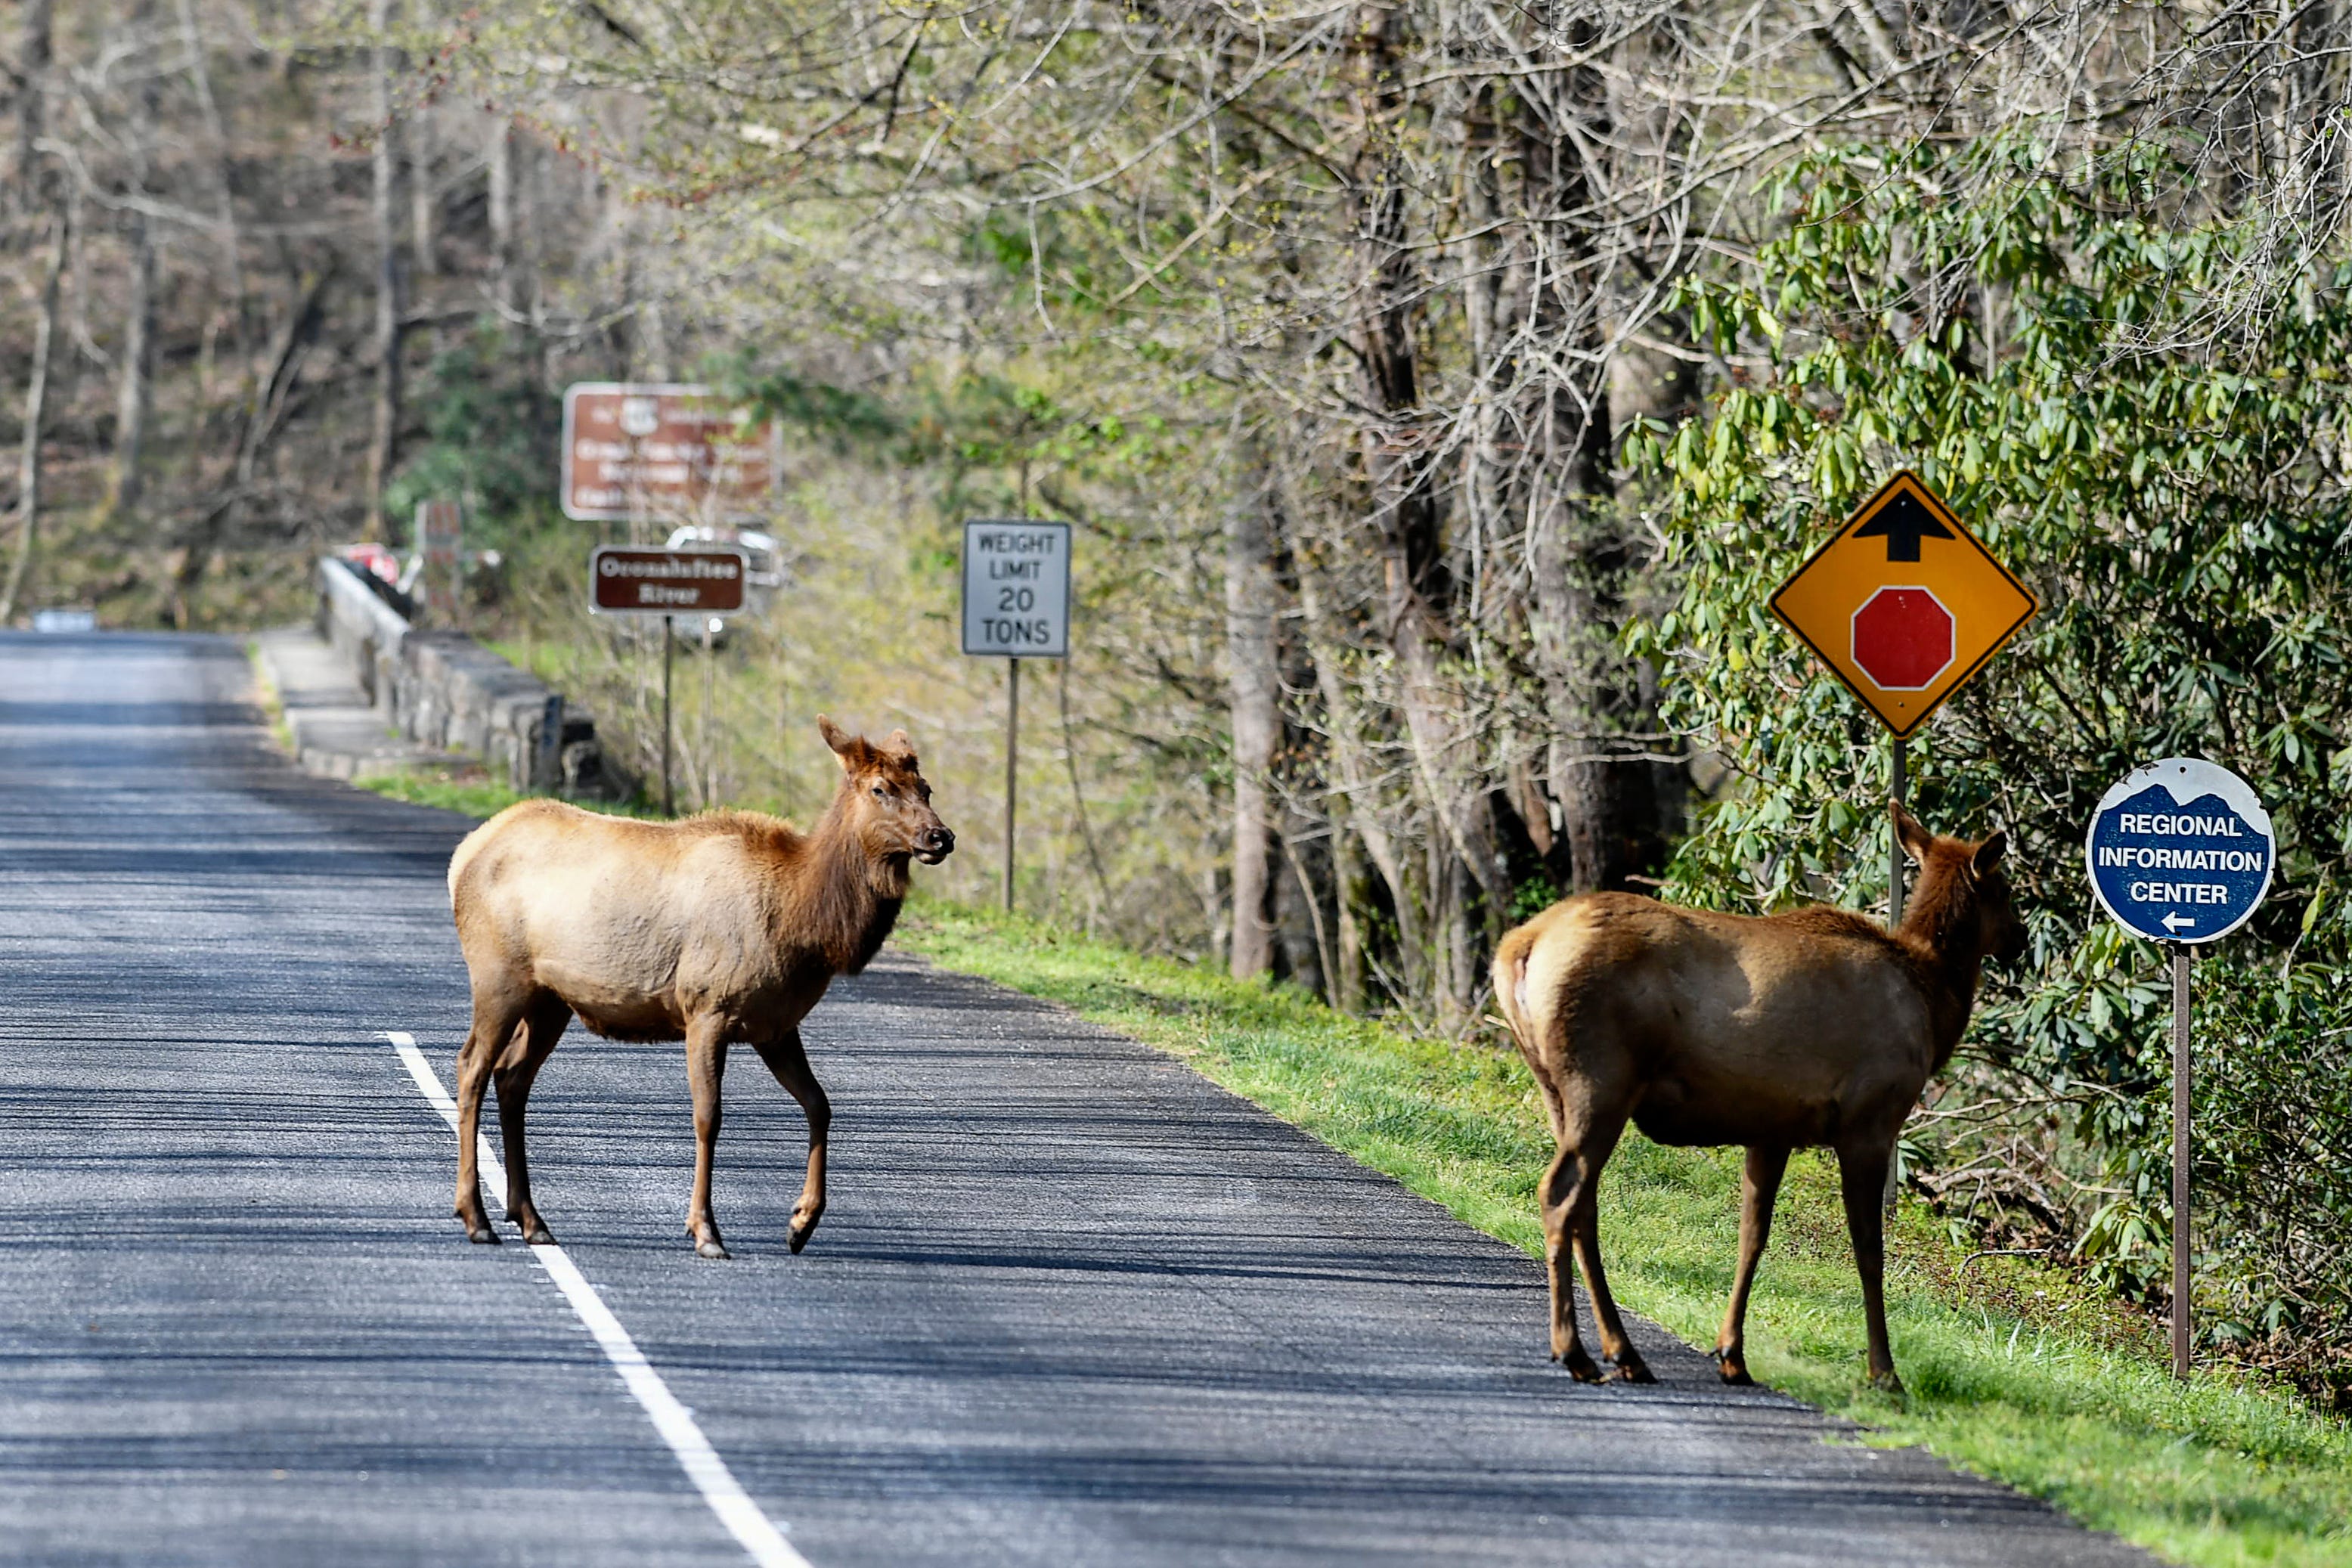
(588, 546), (750, 617)
(561, 383), (781, 522)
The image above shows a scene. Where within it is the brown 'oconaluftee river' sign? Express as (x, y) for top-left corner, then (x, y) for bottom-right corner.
(588, 546), (750, 616)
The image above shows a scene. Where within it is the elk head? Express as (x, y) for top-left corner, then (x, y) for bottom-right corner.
(820, 716), (954, 871)
(1895, 801), (2026, 966)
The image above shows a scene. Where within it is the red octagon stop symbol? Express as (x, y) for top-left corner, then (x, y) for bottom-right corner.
(1850, 587), (1954, 689)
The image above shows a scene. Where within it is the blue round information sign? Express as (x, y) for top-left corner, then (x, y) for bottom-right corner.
(2085, 758), (2273, 944)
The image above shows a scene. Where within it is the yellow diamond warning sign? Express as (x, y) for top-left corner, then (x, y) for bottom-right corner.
(1769, 471), (2036, 737)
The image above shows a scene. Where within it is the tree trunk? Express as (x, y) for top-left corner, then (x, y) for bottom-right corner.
(366, 0), (404, 535)
(1349, 3), (1505, 1023)
(2, 205), (70, 622)
(1474, 26), (1670, 896)
(12, 0), (51, 218)
(175, 0), (245, 344)
(108, 0), (163, 522)
(407, 76), (436, 280)
(107, 211), (158, 521)
(1226, 455), (1284, 980)
(488, 118), (516, 311)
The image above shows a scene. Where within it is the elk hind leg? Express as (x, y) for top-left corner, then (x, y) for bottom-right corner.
(751, 1030), (829, 1253)
(1715, 1143), (1790, 1385)
(493, 992), (570, 1245)
(454, 988), (528, 1244)
(1541, 1094), (1632, 1382)
(1837, 1138), (1903, 1393)
(683, 1018), (731, 1260)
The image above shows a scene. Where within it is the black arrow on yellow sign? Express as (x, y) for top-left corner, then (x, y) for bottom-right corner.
(1852, 489), (1956, 562)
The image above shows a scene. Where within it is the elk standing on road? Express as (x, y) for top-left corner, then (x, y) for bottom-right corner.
(1491, 804), (2024, 1391)
(445, 717), (953, 1258)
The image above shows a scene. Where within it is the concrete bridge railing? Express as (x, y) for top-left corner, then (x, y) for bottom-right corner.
(313, 557), (624, 798)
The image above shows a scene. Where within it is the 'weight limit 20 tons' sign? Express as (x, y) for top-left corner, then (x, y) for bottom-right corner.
(961, 520), (1071, 658)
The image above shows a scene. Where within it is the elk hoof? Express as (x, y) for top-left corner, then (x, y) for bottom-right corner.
(520, 1222), (555, 1246)
(1866, 1368), (1907, 1399)
(695, 1237), (733, 1260)
(463, 1220), (500, 1245)
(1718, 1359), (1755, 1387)
(787, 1212), (820, 1253)
(1556, 1346), (1604, 1383)
(1610, 1358), (1657, 1385)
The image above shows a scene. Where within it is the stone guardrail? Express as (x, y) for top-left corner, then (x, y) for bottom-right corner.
(314, 557), (624, 798)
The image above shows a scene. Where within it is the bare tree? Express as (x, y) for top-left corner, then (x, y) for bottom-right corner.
(105, 0), (164, 522)
(366, 0), (404, 533)
(1225, 447), (1282, 978)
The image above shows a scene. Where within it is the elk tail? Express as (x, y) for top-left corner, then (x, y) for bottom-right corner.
(1492, 927), (1538, 1045)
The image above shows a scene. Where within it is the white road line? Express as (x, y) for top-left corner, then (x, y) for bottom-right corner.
(385, 1030), (810, 1568)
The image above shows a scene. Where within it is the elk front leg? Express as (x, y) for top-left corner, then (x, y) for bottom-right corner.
(454, 994), (525, 1244)
(1716, 1144), (1790, 1384)
(1838, 1139), (1902, 1393)
(751, 1030), (829, 1253)
(492, 993), (569, 1246)
(683, 1020), (731, 1260)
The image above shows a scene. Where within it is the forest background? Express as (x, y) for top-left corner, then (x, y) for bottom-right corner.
(2, 0), (2348, 1405)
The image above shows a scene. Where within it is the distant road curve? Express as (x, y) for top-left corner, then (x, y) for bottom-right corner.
(0, 631), (2150, 1566)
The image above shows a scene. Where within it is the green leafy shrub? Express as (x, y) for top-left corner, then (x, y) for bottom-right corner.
(1628, 137), (2352, 1403)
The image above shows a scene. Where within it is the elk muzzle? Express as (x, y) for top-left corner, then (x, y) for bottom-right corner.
(916, 826), (955, 864)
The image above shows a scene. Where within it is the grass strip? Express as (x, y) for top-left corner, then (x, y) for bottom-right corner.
(898, 893), (2352, 1568)
(346, 763), (663, 821)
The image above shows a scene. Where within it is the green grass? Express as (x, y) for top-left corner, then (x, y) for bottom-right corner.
(898, 894), (2352, 1568)
(352, 770), (667, 821)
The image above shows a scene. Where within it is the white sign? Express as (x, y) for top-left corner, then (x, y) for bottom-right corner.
(2085, 757), (2275, 944)
(962, 520), (1071, 658)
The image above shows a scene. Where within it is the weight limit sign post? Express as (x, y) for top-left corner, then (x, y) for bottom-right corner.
(961, 521), (1072, 910)
(2086, 757), (2276, 1378)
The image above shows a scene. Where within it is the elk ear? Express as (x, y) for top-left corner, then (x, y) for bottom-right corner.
(881, 727), (916, 764)
(816, 714), (861, 767)
(1893, 799), (1934, 866)
(1972, 831), (2009, 875)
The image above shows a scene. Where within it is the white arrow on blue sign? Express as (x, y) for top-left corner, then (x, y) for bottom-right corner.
(2084, 758), (2274, 944)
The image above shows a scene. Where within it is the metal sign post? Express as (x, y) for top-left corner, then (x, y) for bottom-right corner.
(662, 616), (675, 816)
(961, 519), (1073, 911)
(588, 545), (748, 817)
(1890, 736), (1907, 928)
(2172, 944), (2192, 1379)
(2086, 756), (2276, 1377)
(1004, 659), (1020, 909)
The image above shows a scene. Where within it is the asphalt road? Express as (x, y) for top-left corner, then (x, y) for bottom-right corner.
(0, 631), (2152, 1566)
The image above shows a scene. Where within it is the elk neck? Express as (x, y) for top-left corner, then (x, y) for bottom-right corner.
(1895, 854), (1987, 1068)
(792, 790), (907, 975)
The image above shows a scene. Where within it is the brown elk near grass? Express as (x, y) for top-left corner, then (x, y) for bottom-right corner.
(1492, 804), (2024, 1393)
(445, 717), (953, 1258)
